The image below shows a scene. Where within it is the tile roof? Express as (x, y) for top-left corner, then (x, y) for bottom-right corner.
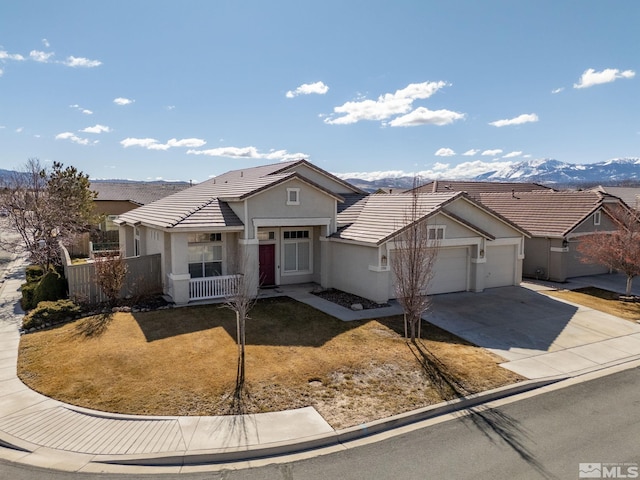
(416, 180), (552, 200)
(337, 193), (370, 225)
(116, 171), (344, 229)
(596, 186), (640, 210)
(90, 182), (191, 205)
(213, 159), (364, 194)
(478, 190), (609, 237)
(117, 174), (297, 229)
(334, 192), (461, 245)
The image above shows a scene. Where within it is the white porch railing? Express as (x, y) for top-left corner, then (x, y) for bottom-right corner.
(189, 274), (241, 301)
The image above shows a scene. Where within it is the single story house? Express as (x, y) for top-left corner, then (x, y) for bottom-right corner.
(116, 160), (529, 305)
(478, 190), (627, 282)
(91, 182), (190, 232)
(414, 180), (553, 200)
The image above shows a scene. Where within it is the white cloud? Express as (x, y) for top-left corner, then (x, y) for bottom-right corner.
(63, 56), (102, 68)
(435, 147), (456, 157)
(42, 39), (50, 48)
(489, 113), (539, 127)
(70, 104), (93, 115)
(113, 97), (134, 106)
(503, 151), (523, 158)
(16, 127), (23, 133)
(187, 146), (308, 161)
(286, 81), (329, 98)
(389, 107), (465, 127)
(324, 81), (450, 125)
(462, 149), (479, 156)
(0, 50), (25, 61)
(0, 68), (3, 77)
(120, 137), (158, 148)
(432, 162), (450, 171)
(551, 87), (564, 94)
(55, 131), (96, 145)
(573, 68), (636, 89)
(481, 149), (503, 156)
(120, 137), (207, 150)
(81, 124), (111, 134)
(29, 50), (54, 63)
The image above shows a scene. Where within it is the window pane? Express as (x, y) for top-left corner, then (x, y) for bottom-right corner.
(189, 263), (203, 278)
(212, 245), (222, 261)
(204, 262), (222, 276)
(298, 241), (310, 271)
(284, 243), (297, 271)
(188, 246), (202, 263)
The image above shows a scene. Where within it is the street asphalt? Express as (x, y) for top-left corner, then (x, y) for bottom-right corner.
(1, 253), (640, 474)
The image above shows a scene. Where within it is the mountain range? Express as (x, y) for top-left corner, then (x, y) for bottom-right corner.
(2, 158), (640, 192)
(344, 158), (640, 192)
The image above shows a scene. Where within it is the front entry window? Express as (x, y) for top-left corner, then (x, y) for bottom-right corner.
(188, 233), (223, 278)
(283, 229), (311, 273)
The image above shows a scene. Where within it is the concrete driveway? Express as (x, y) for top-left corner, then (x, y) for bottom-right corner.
(426, 283), (640, 379)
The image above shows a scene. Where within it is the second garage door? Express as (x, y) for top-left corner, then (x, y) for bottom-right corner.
(429, 247), (469, 295)
(484, 244), (516, 289)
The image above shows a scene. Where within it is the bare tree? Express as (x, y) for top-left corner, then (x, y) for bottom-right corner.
(224, 250), (258, 408)
(94, 251), (128, 306)
(392, 180), (439, 342)
(0, 159), (99, 269)
(577, 205), (640, 296)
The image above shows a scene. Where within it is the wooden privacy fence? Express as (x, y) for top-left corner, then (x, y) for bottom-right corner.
(60, 244), (162, 304)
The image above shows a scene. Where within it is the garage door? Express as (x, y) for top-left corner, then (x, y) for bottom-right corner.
(484, 245), (516, 289)
(429, 247), (469, 294)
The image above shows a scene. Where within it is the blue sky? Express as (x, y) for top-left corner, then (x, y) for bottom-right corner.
(1, 1), (638, 182)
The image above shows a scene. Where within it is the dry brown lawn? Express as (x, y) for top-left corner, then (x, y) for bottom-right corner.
(544, 287), (640, 322)
(18, 297), (522, 428)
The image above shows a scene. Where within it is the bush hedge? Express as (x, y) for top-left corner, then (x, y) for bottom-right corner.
(21, 268), (67, 311)
(22, 299), (81, 330)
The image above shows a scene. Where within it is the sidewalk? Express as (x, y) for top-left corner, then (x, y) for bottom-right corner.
(0, 259), (638, 473)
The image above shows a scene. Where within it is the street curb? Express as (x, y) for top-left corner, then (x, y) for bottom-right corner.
(92, 376), (565, 466)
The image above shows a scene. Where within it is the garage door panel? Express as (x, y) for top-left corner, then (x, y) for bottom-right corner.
(485, 245), (515, 289)
(390, 247), (469, 297)
(429, 247), (468, 295)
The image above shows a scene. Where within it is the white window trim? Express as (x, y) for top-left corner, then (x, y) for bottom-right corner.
(187, 233), (225, 277)
(286, 188), (300, 206)
(428, 225), (446, 240)
(281, 229), (312, 275)
(594, 210), (601, 226)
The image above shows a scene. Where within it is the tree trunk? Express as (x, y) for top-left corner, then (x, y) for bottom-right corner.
(626, 275), (634, 297)
(236, 311), (245, 389)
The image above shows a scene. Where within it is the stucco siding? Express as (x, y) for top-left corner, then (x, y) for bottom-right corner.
(572, 211), (617, 234)
(445, 199), (523, 239)
(288, 164), (356, 195)
(522, 237), (550, 279)
(329, 242), (390, 303)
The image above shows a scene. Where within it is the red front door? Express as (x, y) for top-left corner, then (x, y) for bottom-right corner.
(259, 244), (276, 286)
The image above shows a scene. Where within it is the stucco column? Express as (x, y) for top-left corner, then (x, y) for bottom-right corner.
(168, 232), (190, 305)
(238, 238), (259, 297)
(319, 235), (331, 289)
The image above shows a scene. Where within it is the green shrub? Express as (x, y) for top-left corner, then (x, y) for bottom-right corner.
(33, 271), (67, 305)
(20, 282), (38, 311)
(22, 299), (81, 330)
(25, 265), (44, 283)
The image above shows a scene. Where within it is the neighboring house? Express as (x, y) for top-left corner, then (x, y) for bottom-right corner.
(594, 186), (640, 210)
(116, 160), (529, 305)
(91, 182), (190, 232)
(415, 180), (553, 200)
(479, 191), (626, 282)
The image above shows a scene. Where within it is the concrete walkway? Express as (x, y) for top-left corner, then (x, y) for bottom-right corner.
(2, 259), (640, 472)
